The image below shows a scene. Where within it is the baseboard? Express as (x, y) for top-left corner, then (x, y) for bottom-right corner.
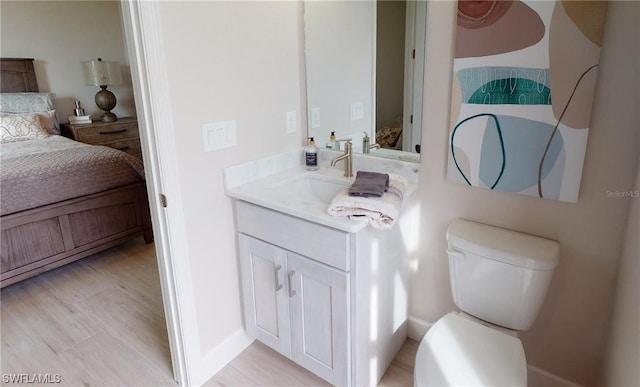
(193, 328), (254, 386)
(407, 314), (432, 341)
(527, 365), (584, 387)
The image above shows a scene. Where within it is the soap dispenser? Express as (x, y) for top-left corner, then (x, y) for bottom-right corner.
(363, 132), (371, 154)
(326, 131), (337, 150)
(305, 137), (319, 171)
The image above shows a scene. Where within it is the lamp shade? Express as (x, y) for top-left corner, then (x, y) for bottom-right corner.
(82, 60), (123, 86)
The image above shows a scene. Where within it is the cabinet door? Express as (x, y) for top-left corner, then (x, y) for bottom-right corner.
(288, 252), (350, 386)
(238, 234), (291, 357)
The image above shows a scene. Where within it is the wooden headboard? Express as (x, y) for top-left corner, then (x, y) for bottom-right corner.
(0, 58), (39, 92)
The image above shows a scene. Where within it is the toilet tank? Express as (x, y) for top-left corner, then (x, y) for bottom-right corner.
(446, 219), (560, 331)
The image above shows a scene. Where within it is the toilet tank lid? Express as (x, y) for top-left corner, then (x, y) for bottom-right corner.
(447, 219), (560, 270)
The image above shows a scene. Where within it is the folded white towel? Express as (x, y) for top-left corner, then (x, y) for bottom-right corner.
(328, 172), (408, 230)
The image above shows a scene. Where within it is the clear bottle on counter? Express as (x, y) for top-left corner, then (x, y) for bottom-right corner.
(305, 137), (319, 171)
(326, 131), (337, 149)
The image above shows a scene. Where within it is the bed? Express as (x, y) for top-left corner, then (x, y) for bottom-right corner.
(0, 58), (153, 288)
(376, 116), (403, 150)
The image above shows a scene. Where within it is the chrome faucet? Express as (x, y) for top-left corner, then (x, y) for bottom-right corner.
(362, 131), (380, 154)
(366, 143), (381, 153)
(330, 140), (353, 177)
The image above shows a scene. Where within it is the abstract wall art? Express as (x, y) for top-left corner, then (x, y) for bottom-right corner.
(447, 0), (608, 202)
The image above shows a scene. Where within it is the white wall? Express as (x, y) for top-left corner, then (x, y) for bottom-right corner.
(413, 1), (640, 385)
(600, 5), (640, 384)
(601, 153), (640, 386)
(0, 1), (136, 121)
(153, 0), (304, 361)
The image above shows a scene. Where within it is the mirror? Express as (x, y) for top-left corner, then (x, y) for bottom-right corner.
(303, 0), (426, 162)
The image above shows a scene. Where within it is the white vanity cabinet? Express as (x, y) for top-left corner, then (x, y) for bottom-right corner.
(239, 234), (349, 385)
(238, 234), (292, 358)
(234, 200), (408, 387)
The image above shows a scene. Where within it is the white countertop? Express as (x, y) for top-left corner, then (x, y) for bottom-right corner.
(223, 148), (419, 233)
(226, 166), (369, 232)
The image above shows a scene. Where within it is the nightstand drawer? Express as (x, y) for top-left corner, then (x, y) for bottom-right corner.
(76, 121), (139, 143)
(61, 117), (143, 161)
(103, 139), (142, 159)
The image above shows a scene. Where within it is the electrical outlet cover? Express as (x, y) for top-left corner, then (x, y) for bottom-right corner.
(203, 120), (237, 152)
(350, 102), (364, 121)
(311, 107), (321, 128)
(286, 110), (297, 133)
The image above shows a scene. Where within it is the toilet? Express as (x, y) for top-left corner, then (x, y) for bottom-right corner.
(414, 219), (560, 386)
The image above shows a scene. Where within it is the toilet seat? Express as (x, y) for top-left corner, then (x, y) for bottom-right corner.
(414, 312), (527, 386)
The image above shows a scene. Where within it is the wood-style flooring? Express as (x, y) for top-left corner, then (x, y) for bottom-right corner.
(1, 238), (418, 386)
(205, 339), (418, 387)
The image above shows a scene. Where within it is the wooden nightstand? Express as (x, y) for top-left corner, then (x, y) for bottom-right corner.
(61, 117), (142, 160)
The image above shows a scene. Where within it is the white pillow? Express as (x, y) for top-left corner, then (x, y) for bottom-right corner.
(36, 110), (60, 134)
(0, 93), (55, 112)
(0, 93), (59, 134)
(0, 112), (50, 143)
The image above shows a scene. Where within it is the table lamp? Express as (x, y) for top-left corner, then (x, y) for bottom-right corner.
(82, 58), (123, 122)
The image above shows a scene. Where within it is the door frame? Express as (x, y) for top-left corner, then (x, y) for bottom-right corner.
(402, 0), (427, 153)
(120, 1), (194, 385)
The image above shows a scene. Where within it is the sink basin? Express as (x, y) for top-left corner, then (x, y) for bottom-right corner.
(268, 173), (349, 204)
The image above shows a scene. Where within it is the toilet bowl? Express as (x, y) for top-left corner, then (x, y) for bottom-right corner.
(414, 219), (559, 386)
(414, 312), (526, 386)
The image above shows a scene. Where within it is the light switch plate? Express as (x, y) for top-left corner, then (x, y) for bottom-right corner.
(203, 120), (237, 152)
(311, 107), (321, 128)
(286, 110), (297, 133)
(350, 102), (364, 121)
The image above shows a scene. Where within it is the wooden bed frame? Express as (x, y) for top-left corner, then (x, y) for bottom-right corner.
(1, 58), (153, 288)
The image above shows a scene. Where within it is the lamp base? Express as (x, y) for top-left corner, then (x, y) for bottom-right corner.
(100, 112), (118, 122)
(95, 86), (118, 123)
